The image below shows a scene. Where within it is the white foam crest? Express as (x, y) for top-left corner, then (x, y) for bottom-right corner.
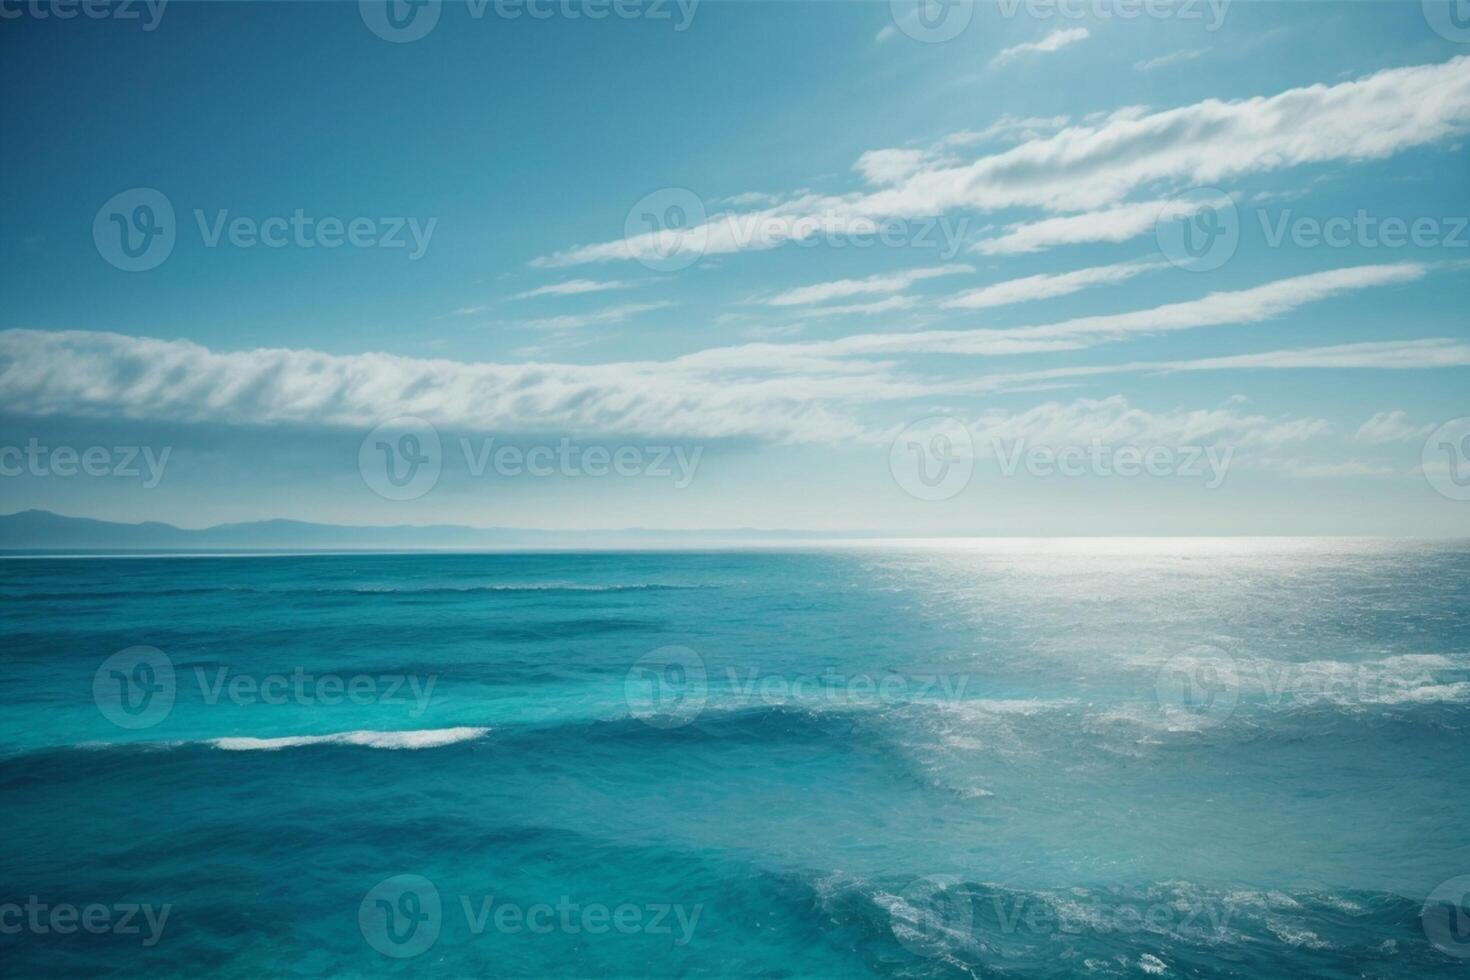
(928, 698), (1079, 720)
(207, 726), (490, 751)
(350, 582), (682, 593)
(1138, 953), (1168, 975)
(1265, 920), (1332, 949)
(1244, 652), (1468, 707)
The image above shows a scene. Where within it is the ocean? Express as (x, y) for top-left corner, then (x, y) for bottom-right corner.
(2, 540), (1467, 978)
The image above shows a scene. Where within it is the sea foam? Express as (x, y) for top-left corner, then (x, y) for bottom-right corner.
(206, 726), (490, 751)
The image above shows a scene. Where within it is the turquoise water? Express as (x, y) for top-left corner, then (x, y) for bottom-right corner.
(2, 541), (1468, 977)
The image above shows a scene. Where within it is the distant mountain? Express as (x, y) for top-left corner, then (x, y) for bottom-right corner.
(0, 510), (864, 551)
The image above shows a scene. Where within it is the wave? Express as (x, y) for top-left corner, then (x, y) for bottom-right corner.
(4, 586), (258, 600)
(205, 726), (491, 751)
(806, 873), (1431, 976)
(14, 669), (1469, 767)
(2, 582), (702, 601)
(342, 583), (700, 595)
(4, 578), (705, 602)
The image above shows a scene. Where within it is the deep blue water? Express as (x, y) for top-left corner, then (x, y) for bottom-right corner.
(2, 541), (1468, 977)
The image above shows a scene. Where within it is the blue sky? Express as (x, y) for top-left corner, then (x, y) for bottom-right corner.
(1, 1), (1469, 535)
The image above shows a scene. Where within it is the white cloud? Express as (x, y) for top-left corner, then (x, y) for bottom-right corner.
(967, 395), (1327, 456)
(941, 259), (1166, 310)
(1353, 410), (1434, 443)
(0, 267), (1459, 450)
(536, 57), (1470, 267)
(943, 115), (1071, 148)
(801, 296), (918, 318)
(512, 279), (634, 300)
(990, 28), (1091, 68)
(640, 263), (1441, 383)
(971, 199), (1182, 255)
(0, 329), (890, 445)
(854, 148), (935, 187)
(742, 263), (1430, 362)
(718, 191), (784, 208)
(1262, 458), (1400, 479)
(1000, 264), (1427, 343)
(741, 323), (806, 340)
(1134, 49), (1206, 72)
(766, 264), (972, 306)
(973, 338), (1470, 395)
(1159, 338), (1470, 372)
(523, 301), (672, 331)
